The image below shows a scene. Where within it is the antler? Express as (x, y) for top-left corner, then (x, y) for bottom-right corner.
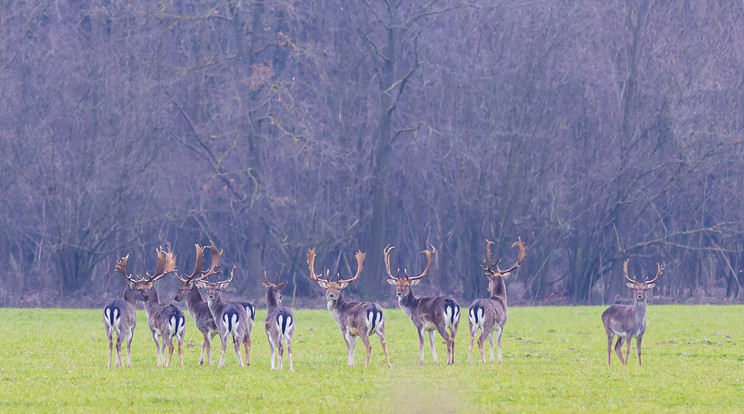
(496, 238), (526, 274)
(114, 254), (138, 284)
(623, 259), (637, 284)
(174, 244), (207, 283)
(214, 264), (236, 288)
(407, 246), (435, 281)
(307, 248), (327, 282)
(203, 240), (223, 279)
(481, 239), (499, 271)
(384, 245), (398, 280)
(645, 262), (664, 284)
(338, 251), (366, 284)
(141, 246), (176, 284)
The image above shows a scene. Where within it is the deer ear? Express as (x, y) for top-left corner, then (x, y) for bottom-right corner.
(645, 283), (655, 289)
(386, 279), (397, 286)
(410, 279), (422, 286)
(317, 280), (328, 288)
(339, 282), (349, 289)
(277, 281), (287, 289)
(127, 280), (136, 289)
(626, 282), (635, 289)
(195, 281), (207, 289)
(259, 282), (270, 289)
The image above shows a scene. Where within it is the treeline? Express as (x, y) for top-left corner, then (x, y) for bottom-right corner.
(1, 1), (743, 307)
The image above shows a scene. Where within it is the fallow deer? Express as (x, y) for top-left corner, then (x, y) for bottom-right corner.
(601, 259), (663, 365)
(137, 246), (186, 367)
(260, 271), (295, 372)
(194, 244), (252, 368)
(385, 245), (460, 365)
(307, 249), (391, 368)
(467, 238), (526, 364)
(102, 252), (155, 367)
(173, 243), (218, 365)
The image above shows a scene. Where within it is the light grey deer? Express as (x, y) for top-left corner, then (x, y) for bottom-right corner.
(385, 245), (460, 365)
(467, 238), (526, 364)
(195, 244), (252, 368)
(601, 259), (663, 365)
(307, 248), (391, 368)
(102, 252), (157, 367)
(137, 246), (186, 367)
(173, 243), (219, 365)
(260, 271), (295, 372)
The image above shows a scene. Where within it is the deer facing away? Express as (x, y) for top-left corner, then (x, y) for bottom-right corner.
(307, 249), (391, 368)
(102, 252), (157, 367)
(467, 238), (526, 364)
(601, 259), (663, 365)
(385, 245), (460, 365)
(136, 247), (185, 367)
(261, 272), (295, 372)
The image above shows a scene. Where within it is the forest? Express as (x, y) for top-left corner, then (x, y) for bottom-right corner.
(1, 0), (742, 307)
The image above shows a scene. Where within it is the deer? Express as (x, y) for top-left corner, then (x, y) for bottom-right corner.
(467, 238), (526, 364)
(307, 249), (391, 368)
(385, 245), (460, 365)
(194, 244), (252, 368)
(260, 271), (295, 372)
(102, 252), (157, 367)
(601, 259), (663, 365)
(135, 246), (185, 367)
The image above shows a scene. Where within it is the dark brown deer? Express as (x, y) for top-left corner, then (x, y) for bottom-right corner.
(601, 259), (663, 365)
(260, 271), (295, 372)
(307, 249), (391, 368)
(194, 244), (252, 368)
(385, 245), (460, 365)
(467, 238), (526, 364)
(173, 243), (218, 365)
(135, 247), (184, 367)
(102, 253), (154, 367)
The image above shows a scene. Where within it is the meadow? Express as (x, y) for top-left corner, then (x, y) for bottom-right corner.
(0, 305), (742, 413)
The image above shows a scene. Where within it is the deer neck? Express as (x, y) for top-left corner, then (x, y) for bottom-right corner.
(633, 298), (647, 324)
(185, 286), (207, 315)
(207, 294), (224, 318)
(122, 286), (138, 305)
(266, 289), (280, 311)
(143, 288), (161, 316)
(489, 277), (507, 305)
(398, 289), (418, 319)
(327, 293), (346, 322)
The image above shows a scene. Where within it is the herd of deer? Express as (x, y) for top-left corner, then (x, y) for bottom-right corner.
(103, 238), (664, 369)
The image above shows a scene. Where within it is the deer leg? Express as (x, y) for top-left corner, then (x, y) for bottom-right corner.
(438, 325), (454, 365)
(152, 331), (162, 366)
(107, 330), (114, 368)
(451, 319), (459, 365)
(115, 336), (124, 368)
(489, 330), (496, 363)
(177, 335), (184, 366)
(636, 334), (643, 365)
(428, 330), (439, 365)
(244, 334), (251, 366)
(467, 323), (477, 364)
(359, 332), (372, 368)
(200, 331), (209, 365)
(287, 337), (294, 373)
(125, 327), (134, 368)
(606, 333), (614, 365)
(233, 335), (245, 367)
(614, 336), (626, 365)
(417, 328), (426, 365)
(218, 332), (228, 368)
(267, 333), (276, 370)
(377, 325), (391, 367)
(625, 336), (632, 365)
(208, 330), (217, 365)
(277, 341), (285, 370)
(166, 338), (174, 367)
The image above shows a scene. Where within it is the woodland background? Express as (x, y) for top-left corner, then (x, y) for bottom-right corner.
(1, 1), (743, 307)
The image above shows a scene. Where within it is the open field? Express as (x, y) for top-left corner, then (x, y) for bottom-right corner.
(0, 305), (742, 413)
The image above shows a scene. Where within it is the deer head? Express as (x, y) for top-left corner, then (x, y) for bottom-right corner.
(307, 249), (366, 301)
(623, 259), (663, 302)
(384, 245), (436, 298)
(260, 270), (288, 306)
(194, 241), (230, 303)
(173, 243), (210, 302)
(481, 238), (526, 292)
(115, 246), (177, 300)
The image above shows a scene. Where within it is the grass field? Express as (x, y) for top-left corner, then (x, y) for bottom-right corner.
(0, 305), (742, 413)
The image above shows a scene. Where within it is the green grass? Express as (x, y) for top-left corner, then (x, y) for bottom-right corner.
(0, 305), (742, 413)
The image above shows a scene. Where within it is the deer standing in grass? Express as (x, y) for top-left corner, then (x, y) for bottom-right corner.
(468, 238), (526, 364)
(260, 272), (295, 372)
(385, 245), (460, 365)
(601, 259), (663, 365)
(194, 244), (252, 368)
(307, 249), (391, 368)
(102, 252), (160, 367)
(136, 247), (185, 367)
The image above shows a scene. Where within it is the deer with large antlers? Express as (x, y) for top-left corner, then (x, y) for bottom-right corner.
(194, 243), (253, 368)
(260, 271), (295, 372)
(135, 246), (185, 367)
(468, 238), (526, 364)
(307, 249), (391, 368)
(601, 259), (663, 365)
(385, 245), (460, 365)
(102, 252), (157, 367)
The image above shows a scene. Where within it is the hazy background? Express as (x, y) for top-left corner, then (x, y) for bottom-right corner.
(1, 1), (743, 307)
